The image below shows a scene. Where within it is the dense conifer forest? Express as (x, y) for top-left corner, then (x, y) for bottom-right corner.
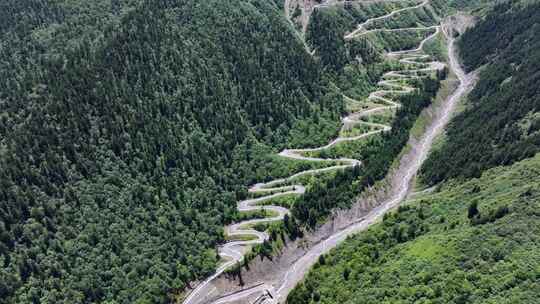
(421, 0), (540, 184)
(0, 0), (344, 303)
(3, 0), (528, 303)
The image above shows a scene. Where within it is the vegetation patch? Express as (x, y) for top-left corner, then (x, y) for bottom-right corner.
(405, 235), (453, 260)
(421, 1), (540, 184)
(288, 154), (540, 304)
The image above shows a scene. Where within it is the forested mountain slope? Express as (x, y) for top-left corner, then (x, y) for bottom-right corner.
(288, 153), (540, 304)
(421, 0), (540, 184)
(0, 0), (343, 303)
(286, 2), (540, 303)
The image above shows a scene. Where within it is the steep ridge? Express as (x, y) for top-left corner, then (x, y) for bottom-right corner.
(421, 1), (540, 184)
(182, 1), (453, 303)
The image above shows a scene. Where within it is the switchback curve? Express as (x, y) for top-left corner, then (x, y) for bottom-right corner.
(182, 2), (446, 304)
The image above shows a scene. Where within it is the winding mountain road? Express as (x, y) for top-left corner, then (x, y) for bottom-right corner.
(344, 0), (430, 40)
(183, 1), (474, 304)
(270, 31), (474, 304)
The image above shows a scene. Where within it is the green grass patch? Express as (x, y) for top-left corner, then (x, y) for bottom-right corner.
(288, 154), (540, 304)
(255, 193), (299, 209)
(225, 234), (259, 242)
(406, 236), (453, 260)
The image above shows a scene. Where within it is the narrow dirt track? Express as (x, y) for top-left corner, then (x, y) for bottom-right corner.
(182, 1), (474, 304)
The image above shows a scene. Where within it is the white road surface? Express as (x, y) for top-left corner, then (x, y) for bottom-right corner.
(183, 1), (474, 303)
